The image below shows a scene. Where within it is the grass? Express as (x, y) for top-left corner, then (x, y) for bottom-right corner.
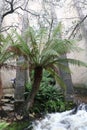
(0, 121), (9, 130)
(0, 121), (30, 130)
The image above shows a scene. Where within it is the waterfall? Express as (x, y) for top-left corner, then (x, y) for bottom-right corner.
(29, 104), (87, 130)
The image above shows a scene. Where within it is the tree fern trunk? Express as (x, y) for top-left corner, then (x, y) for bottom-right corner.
(26, 66), (43, 111)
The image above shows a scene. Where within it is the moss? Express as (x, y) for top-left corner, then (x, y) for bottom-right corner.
(65, 101), (76, 110)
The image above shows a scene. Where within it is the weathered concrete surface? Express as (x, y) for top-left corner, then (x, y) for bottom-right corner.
(63, 0), (87, 87)
(68, 38), (87, 87)
(1, 68), (16, 96)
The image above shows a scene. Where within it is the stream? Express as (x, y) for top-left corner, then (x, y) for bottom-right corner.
(29, 103), (87, 130)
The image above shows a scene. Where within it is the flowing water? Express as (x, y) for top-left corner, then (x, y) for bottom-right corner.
(30, 104), (87, 130)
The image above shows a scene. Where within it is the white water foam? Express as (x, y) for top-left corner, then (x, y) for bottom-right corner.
(31, 104), (87, 130)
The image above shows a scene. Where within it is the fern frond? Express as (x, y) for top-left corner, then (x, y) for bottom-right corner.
(47, 67), (66, 90)
(58, 58), (87, 67)
(52, 22), (62, 38)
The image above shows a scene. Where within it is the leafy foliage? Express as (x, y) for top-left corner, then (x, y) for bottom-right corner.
(25, 70), (75, 114)
(34, 86), (65, 113)
(0, 24), (81, 114)
(3, 25), (87, 89)
(0, 122), (9, 130)
(2, 121), (29, 130)
(0, 33), (15, 68)
(1, 24), (87, 111)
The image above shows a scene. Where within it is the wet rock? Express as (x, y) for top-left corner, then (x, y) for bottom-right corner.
(60, 120), (71, 129)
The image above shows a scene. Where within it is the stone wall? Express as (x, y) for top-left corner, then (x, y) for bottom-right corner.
(1, 68), (16, 97)
(63, 0), (87, 87)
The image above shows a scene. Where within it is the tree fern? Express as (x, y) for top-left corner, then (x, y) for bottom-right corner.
(1, 24), (87, 110)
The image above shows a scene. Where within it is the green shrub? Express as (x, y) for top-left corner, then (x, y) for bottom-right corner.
(32, 86), (65, 114)
(25, 70), (66, 114)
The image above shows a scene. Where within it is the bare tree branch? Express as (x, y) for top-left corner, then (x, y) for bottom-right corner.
(0, 25), (18, 32)
(1, 0), (14, 22)
(17, 6), (40, 17)
(48, 19), (53, 40)
(1, 0), (39, 24)
(69, 14), (87, 39)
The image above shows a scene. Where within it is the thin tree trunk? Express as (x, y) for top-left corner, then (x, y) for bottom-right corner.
(26, 66), (43, 111)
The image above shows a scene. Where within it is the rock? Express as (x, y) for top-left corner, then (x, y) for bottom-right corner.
(1, 99), (10, 103)
(2, 103), (14, 111)
(4, 94), (14, 98)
